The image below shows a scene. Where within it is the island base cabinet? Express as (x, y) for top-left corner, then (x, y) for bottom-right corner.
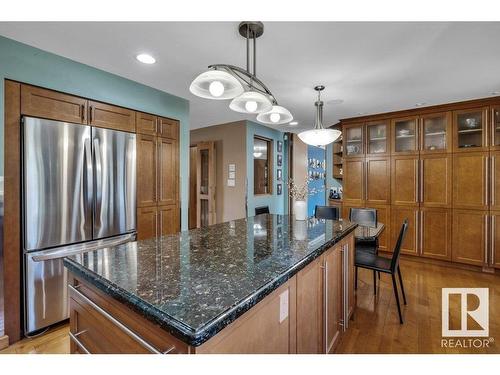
(452, 209), (488, 267)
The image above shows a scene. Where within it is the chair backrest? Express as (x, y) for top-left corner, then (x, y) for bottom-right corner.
(390, 219), (409, 272)
(255, 206), (270, 215)
(349, 207), (377, 228)
(314, 205), (339, 220)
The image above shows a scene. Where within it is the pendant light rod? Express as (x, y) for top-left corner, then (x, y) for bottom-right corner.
(314, 85), (325, 130)
(253, 34), (257, 77)
(246, 25), (250, 74)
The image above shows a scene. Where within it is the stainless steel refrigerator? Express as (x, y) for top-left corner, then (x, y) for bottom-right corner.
(22, 116), (136, 334)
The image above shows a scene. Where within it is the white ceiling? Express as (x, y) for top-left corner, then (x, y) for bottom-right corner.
(1, 22), (500, 132)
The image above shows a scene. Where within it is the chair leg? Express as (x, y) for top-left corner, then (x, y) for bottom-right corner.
(373, 270), (377, 295)
(398, 266), (407, 305)
(391, 274), (404, 324)
(378, 271), (381, 280)
(355, 267), (358, 290)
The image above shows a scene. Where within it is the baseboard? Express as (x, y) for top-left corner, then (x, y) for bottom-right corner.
(0, 335), (8, 350)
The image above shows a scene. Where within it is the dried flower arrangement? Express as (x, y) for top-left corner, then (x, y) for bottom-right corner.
(287, 177), (324, 201)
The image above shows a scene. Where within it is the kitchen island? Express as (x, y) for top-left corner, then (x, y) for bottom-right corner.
(63, 214), (357, 354)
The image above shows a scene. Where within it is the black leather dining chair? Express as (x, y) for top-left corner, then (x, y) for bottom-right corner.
(355, 219), (409, 324)
(314, 205), (339, 220)
(255, 206), (270, 215)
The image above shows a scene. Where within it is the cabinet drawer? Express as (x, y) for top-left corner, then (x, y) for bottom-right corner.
(88, 101), (136, 132)
(21, 84), (87, 124)
(69, 280), (188, 354)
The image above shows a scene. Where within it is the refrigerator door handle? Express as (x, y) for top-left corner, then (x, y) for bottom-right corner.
(84, 138), (93, 218)
(93, 137), (103, 230)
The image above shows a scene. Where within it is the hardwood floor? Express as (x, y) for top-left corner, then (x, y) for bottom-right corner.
(338, 258), (500, 354)
(0, 258), (498, 354)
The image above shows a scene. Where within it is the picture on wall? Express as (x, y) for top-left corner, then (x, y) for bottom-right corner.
(277, 154), (283, 166)
(277, 183), (282, 195)
(277, 169), (282, 181)
(277, 140), (283, 153)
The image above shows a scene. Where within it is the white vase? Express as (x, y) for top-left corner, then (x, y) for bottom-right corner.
(294, 200), (307, 221)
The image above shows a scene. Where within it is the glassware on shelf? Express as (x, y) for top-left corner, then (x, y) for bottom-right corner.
(423, 115), (447, 151)
(494, 108), (500, 147)
(367, 123), (387, 154)
(394, 119), (417, 152)
(345, 126), (363, 156)
(456, 111), (483, 149)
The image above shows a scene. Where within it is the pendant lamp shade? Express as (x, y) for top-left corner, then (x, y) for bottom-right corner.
(256, 105), (293, 125)
(229, 91), (273, 114)
(298, 128), (341, 146)
(189, 70), (244, 100)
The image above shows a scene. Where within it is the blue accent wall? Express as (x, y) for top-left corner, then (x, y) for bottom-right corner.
(0, 36), (190, 230)
(307, 145), (326, 217)
(245, 120), (288, 216)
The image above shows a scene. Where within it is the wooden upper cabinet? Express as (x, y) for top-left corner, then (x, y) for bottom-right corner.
(420, 154), (452, 208)
(452, 106), (489, 152)
(158, 137), (178, 206)
(88, 101), (136, 132)
(420, 111), (452, 154)
(365, 157), (391, 205)
(366, 121), (390, 156)
(296, 256), (324, 354)
(391, 206), (418, 256)
(491, 106), (500, 151)
(452, 152), (488, 210)
(343, 158), (365, 206)
(21, 84), (87, 124)
(420, 208), (452, 261)
(136, 112), (157, 136)
(343, 123), (364, 158)
(136, 134), (157, 207)
(391, 116), (419, 155)
(158, 117), (179, 140)
(452, 209), (488, 266)
(490, 212), (500, 269)
(391, 155), (419, 206)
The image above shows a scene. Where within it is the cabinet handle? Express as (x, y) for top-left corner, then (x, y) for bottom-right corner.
(484, 215), (489, 265)
(323, 261), (328, 353)
(419, 159), (423, 203)
(343, 243), (349, 331)
(485, 156), (489, 208)
(68, 284), (174, 354)
(364, 161), (368, 201)
(69, 330), (90, 354)
(491, 156), (495, 207)
(491, 215), (495, 266)
(89, 106), (94, 123)
(81, 104), (85, 122)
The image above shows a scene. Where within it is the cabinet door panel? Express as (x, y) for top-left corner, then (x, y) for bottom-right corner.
(391, 206), (418, 255)
(391, 116), (419, 155)
(453, 107), (488, 152)
(137, 206), (158, 240)
(420, 112), (452, 154)
(158, 137), (178, 206)
(137, 134), (157, 207)
(343, 159), (365, 205)
(452, 209), (487, 266)
(158, 117), (179, 140)
(324, 247), (342, 353)
(421, 154), (452, 208)
(491, 212), (500, 269)
(296, 257), (323, 354)
(343, 124), (364, 158)
(366, 121), (390, 156)
(492, 106), (500, 151)
(136, 112), (157, 136)
(391, 156), (419, 206)
(490, 151), (500, 210)
(159, 205), (179, 236)
(452, 152), (488, 210)
(366, 157), (390, 205)
(89, 101), (135, 132)
(420, 208), (452, 260)
(21, 84), (87, 124)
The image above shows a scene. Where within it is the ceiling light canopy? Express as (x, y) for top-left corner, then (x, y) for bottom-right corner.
(136, 53), (156, 64)
(189, 22), (292, 124)
(298, 85), (341, 147)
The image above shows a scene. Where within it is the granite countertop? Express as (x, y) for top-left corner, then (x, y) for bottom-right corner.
(64, 214), (357, 347)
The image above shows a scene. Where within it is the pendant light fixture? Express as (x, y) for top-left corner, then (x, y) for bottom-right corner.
(190, 22), (292, 122)
(298, 85), (341, 146)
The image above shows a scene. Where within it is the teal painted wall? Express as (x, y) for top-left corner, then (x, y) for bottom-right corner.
(0, 36), (190, 230)
(245, 120), (288, 216)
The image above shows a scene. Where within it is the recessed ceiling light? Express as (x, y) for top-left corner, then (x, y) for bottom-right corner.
(289, 121), (298, 126)
(357, 112), (365, 115)
(136, 53), (156, 64)
(415, 102), (426, 107)
(491, 91), (500, 95)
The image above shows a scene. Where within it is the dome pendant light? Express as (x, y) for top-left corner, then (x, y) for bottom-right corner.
(189, 22), (291, 120)
(298, 86), (341, 147)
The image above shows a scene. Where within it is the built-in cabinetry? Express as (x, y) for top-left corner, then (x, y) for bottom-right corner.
(136, 112), (180, 239)
(341, 97), (500, 270)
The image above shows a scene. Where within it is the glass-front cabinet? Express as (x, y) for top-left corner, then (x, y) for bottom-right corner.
(366, 121), (390, 156)
(344, 123), (364, 158)
(492, 106), (500, 150)
(453, 107), (488, 152)
(391, 116), (419, 155)
(420, 112), (451, 154)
